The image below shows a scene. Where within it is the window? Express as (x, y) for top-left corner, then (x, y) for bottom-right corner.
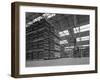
(73, 24), (90, 33)
(65, 45), (89, 50)
(65, 46), (74, 49)
(80, 44), (89, 47)
(76, 36), (89, 42)
(60, 40), (68, 44)
(59, 30), (69, 37)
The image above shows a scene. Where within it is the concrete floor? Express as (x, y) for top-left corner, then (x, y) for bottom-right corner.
(26, 57), (89, 67)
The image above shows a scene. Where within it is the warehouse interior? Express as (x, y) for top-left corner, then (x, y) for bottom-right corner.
(26, 13), (90, 62)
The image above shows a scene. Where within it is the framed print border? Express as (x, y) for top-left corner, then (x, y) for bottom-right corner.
(11, 2), (98, 78)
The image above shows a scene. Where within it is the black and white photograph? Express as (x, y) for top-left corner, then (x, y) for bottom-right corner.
(11, 2), (97, 78)
(26, 13), (90, 67)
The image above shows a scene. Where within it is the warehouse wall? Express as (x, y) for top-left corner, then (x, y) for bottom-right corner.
(0, 0), (100, 80)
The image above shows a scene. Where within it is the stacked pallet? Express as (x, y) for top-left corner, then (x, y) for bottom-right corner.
(26, 19), (61, 60)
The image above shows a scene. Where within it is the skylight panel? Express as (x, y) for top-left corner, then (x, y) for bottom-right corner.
(26, 13), (56, 27)
(42, 13), (56, 19)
